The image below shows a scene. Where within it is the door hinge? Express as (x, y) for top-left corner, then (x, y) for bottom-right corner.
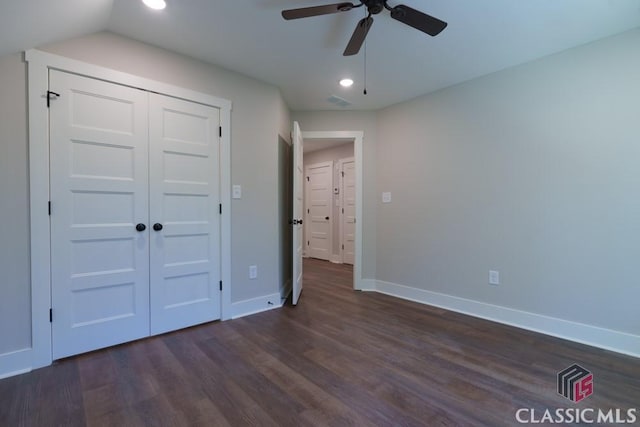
(307, 240), (310, 246)
(219, 280), (223, 291)
(219, 204), (222, 214)
(49, 308), (53, 323)
(307, 208), (310, 214)
(342, 244), (344, 250)
(306, 176), (310, 182)
(342, 208), (344, 214)
(342, 171), (344, 177)
(219, 126), (222, 138)
(48, 201), (51, 216)
(46, 91), (60, 108)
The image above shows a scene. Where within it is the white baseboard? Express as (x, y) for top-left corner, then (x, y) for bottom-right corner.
(232, 293), (282, 319)
(374, 280), (640, 359)
(358, 278), (377, 291)
(0, 348), (32, 380)
(280, 279), (292, 300)
(330, 255), (342, 264)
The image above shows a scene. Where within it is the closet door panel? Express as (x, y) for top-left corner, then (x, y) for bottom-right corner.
(149, 94), (221, 335)
(49, 70), (150, 359)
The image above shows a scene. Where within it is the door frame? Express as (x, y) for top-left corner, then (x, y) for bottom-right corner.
(301, 131), (364, 290)
(26, 49), (232, 370)
(338, 157), (355, 264)
(304, 160), (334, 261)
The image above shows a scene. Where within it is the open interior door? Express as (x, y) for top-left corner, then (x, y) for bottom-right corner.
(291, 121), (304, 305)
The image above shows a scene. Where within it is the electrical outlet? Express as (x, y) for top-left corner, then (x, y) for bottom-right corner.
(489, 270), (500, 285)
(249, 265), (257, 279)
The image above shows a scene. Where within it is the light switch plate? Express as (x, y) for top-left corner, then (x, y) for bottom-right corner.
(489, 270), (500, 285)
(232, 185), (242, 199)
(249, 265), (257, 279)
(382, 192), (392, 203)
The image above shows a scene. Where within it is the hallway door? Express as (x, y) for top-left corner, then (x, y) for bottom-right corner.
(305, 161), (333, 261)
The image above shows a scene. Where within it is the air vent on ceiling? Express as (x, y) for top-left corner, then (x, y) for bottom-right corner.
(327, 95), (351, 107)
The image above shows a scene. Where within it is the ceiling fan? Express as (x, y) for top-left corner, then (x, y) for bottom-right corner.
(282, 0), (447, 56)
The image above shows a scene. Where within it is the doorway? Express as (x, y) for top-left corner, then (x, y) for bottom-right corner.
(299, 130), (364, 291)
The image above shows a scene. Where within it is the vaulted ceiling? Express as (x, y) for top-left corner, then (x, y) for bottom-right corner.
(1, 0), (640, 110)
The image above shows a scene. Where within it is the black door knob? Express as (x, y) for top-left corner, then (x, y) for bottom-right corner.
(299, 219), (303, 225)
(136, 223), (146, 232)
(325, 216), (330, 220)
(153, 223), (163, 231)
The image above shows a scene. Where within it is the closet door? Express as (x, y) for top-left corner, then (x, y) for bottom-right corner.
(50, 70), (150, 359)
(148, 94), (221, 335)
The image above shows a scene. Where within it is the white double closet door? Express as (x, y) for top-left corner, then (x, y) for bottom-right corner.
(49, 70), (221, 359)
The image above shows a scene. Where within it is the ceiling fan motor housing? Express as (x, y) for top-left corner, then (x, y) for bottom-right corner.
(362, 0), (385, 15)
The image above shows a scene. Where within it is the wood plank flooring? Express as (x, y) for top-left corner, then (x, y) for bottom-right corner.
(1, 258), (638, 426)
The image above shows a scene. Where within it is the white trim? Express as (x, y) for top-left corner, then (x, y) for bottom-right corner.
(374, 280), (640, 358)
(219, 99), (232, 321)
(232, 293), (283, 319)
(0, 348), (32, 380)
(25, 50), (232, 110)
(25, 49), (233, 369)
(338, 157), (355, 266)
(301, 131), (364, 291)
(359, 279), (377, 291)
(280, 279), (292, 300)
(330, 255), (342, 264)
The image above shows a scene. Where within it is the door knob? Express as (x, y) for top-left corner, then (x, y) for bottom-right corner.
(153, 223), (163, 231)
(136, 223), (146, 232)
(325, 216), (330, 220)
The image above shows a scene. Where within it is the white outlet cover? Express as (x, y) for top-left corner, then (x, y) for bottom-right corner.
(249, 265), (257, 279)
(232, 185), (242, 199)
(382, 192), (392, 203)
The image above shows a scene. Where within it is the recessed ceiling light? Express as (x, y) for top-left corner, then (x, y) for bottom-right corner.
(143, 0), (166, 10)
(339, 78), (354, 88)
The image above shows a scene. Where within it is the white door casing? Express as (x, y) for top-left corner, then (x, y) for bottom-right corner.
(305, 161), (333, 261)
(300, 131), (364, 291)
(49, 70), (151, 359)
(340, 158), (356, 265)
(27, 49), (232, 371)
(149, 93), (221, 335)
(292, 122), (304, 305)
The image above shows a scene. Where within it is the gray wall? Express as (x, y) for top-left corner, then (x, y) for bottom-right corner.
(0, 53), (31, 354)
(304, 143), (354, 258)
(0, 32), (290, 356)
(292, 111), (377, 279)
(376, 29), (640, 335)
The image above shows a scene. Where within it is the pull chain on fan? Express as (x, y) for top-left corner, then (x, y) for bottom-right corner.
(363, 6), (368, 95)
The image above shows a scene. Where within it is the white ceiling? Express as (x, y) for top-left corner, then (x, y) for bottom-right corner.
(2, 1), (640, 111)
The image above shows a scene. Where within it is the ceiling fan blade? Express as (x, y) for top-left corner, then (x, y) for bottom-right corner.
(390, 4), (447, 36)
(282, 2), (355, 20)
(343, 16), (373, 56)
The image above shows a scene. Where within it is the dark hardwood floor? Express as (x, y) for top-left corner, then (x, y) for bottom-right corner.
(1, 258), (638, 426)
